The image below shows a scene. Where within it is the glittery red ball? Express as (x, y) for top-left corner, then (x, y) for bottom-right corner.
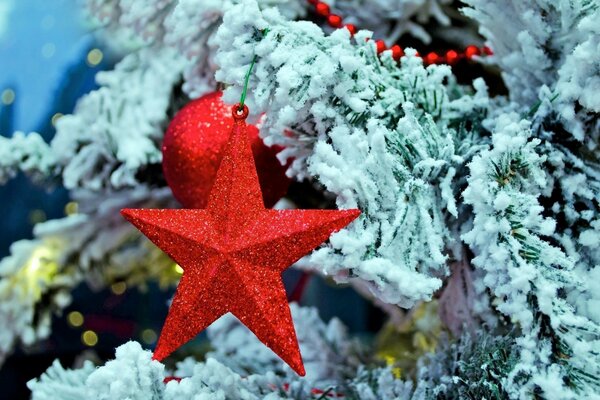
(162, 91), (290, 209)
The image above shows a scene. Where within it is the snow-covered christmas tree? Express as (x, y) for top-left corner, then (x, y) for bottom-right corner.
(1, 0), (599, 398)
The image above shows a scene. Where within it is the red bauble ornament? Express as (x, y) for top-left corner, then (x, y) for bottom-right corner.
(122, 104), (360, 375)
(162, 91), (290, 209)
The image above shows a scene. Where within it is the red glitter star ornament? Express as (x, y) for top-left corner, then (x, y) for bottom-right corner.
(121, 104), (360, 376)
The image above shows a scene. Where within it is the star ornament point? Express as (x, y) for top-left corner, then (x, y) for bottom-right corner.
(121, 108), (360, 375)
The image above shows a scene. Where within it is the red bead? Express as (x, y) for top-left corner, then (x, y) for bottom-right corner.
(465, 45), (480, 60)
(315, 2), (330, 16)
(390, 45), (404, 61)
(344, 23), (357, 35)
(327, 14), (343, 28)
(483, 45), (493, 55)
(375, 40), (386, 54)
(425, 52), (439, 65)
(445, 49), (459, 65)
(307, 0), (319, 4)
(415, 51), (420, 57)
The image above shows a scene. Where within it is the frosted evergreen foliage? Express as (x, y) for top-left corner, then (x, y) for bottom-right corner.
(84, 0), (457, 97)
(84, 0), (308, 97)
(212, 0), (600, 396)
(331, 0), (453, 44)
(54, 47), (187, 190)
(463, 113), (600, 397)
(26, 360), (96, 400)
(206, 304), (362, 383)
(214, 0), (490, 307)
(0, 185), (177, 364)
(0, 45), (186, 361)
(0, 238), (74, 364)
(531, 96), (600, 332)
(555, 9), (600, 145)
(0, 46), (186, 190)
(409, 332), (519, 399)
(28, 307), (409, 399)
(463, 0), (600, 141)
(0, 132), (57, 184)
(0, 0), (598, 397)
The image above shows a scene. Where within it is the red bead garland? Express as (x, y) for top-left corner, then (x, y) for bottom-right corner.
(307, 0), (492, 66)
(425, 51), (439, 65)
(344, 23), (357, 35)
(327, 14), (343, 28)
(464, 44), (480, 60)
(390, 45), (404, 61)
(445, 49), (459, 65)
(315, 2), (330, 16)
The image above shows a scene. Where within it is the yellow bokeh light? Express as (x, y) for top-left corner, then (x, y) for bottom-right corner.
(174, 265), (184, 275)
(87, 48), (103, 66)
(29, 209), (47, 225)
(1, 89), (15, 105)
(12, 246), (59, 302)
(82, 330), (98, 346)
(25, 249), (47, 275)
(41, 42), (56, 58)
(67, 311), (84, 327)
(141, 328), (157, 344)
(51, 112), (64, 127)
(111, 281), (127, 295)
(382, 355), (403, 378)
(64, 201), (79, 216)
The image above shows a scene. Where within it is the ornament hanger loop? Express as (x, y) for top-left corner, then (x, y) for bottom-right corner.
(232, 104), (249, 120)
(237, 28), (270, 111)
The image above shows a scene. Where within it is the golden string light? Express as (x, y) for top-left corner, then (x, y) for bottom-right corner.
(86, 48), (103, 67)
(1, 89), (15, 105)
(82, 330), (98, 346)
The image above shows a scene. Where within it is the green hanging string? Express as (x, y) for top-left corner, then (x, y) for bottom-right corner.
(238, 28), (270, 110)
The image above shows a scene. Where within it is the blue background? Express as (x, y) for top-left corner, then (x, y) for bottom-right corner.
(0, 0), (91, 132)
